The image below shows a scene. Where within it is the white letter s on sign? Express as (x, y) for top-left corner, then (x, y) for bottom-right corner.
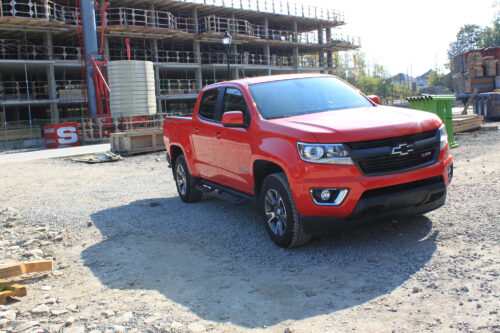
(57, 126), (78, 144)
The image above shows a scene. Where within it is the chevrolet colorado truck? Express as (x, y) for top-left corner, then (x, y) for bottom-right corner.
(163, 74), (453, 248)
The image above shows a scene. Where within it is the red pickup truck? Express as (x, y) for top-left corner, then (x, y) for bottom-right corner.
(163, 74), (453, 248)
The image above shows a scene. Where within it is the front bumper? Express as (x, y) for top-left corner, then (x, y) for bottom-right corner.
(300, 175), (447, 234)
(289, 151), (453, 221)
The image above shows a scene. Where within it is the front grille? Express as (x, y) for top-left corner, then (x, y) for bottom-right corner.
(358, 147), (437, 174)
(346, 129), (440, 176)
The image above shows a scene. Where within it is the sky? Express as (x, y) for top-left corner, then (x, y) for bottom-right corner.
(312, 0), (498, 76)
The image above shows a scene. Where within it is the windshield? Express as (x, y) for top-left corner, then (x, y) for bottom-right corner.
(248, 77), (373, 119)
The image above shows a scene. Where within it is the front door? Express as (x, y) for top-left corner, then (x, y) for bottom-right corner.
(215, 87), (253, 193)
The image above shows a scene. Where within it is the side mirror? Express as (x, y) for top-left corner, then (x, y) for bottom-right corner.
(367, 95), (381, 105)
(222, 111), (245, 128)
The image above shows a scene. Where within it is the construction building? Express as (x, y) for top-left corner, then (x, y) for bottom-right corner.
(0, 0), (360, 149)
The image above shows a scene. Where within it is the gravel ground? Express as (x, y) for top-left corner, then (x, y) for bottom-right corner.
(0, 126), (499, 333)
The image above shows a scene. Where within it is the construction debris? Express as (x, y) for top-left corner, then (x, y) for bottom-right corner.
(70, 152), (123, 163)
(0, 260), (53, 304)
(0, 282), (27, 305)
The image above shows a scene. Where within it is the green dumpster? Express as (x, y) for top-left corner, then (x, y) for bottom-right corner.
(407, 95), (458, 148)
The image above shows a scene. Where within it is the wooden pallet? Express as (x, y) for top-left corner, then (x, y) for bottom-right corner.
(111, 128), (165, 155)
(452, 115), (484, 133)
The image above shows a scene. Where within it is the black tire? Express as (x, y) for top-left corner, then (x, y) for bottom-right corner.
(260, 172), (311, 248)
(173, 155), (203, 203)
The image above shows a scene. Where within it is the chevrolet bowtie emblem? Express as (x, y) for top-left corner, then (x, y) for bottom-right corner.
(391, 143), (414, 156)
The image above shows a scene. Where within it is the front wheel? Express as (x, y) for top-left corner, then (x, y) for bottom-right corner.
(260, 172), (311, 248)
(173, 155), (203, 203)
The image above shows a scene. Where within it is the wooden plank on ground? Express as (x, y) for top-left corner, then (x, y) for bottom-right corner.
(0, 260), (53, 279)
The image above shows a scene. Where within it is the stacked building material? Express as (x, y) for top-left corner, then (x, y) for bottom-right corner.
(462, 50), (498, 93)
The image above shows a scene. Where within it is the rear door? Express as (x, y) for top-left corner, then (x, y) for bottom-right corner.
(191, 88), (222, 179)
(215, 87), (253, 193)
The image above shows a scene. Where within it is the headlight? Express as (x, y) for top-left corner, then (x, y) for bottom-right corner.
(297, 142), (354, 165)
(439, 124), (448, 150)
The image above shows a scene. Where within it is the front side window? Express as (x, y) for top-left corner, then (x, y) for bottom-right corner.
(198, 88), (220, 121)
(222, 88), (248, 115)
(248, 77), (373, 119)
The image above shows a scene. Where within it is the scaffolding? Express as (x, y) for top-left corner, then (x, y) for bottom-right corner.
(0, 0), (360, 150)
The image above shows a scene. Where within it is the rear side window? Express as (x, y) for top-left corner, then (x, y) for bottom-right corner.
(198, 88), (220, 121)
(222, 88), (248, 115)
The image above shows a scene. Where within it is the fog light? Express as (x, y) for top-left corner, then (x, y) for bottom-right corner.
(320, 189), (331, 201)
(310, 188), (349, 206)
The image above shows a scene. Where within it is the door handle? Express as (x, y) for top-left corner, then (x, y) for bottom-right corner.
(215, 131), (222, 139)
(193, 128), (200, 134)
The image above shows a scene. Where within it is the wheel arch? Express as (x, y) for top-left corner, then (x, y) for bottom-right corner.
(253, 159), (286, 199)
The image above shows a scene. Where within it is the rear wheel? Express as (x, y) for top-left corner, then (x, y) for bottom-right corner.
(260, 172), (311, 248)
(173, 155), (203, 203)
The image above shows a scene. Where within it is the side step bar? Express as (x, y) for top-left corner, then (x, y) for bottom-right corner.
(196, 180), (254, 205)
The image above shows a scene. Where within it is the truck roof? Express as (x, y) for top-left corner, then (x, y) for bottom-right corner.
(207, 73), (333, 89)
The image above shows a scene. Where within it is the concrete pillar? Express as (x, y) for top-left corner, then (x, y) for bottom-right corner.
(264, 43), (270, 66)
(263, 17), (269, 40)
(47, 64), (58, 122)
(193, 8), (199, 34)
(264, 43), (272, 75)
(103, 36), (110, 60)
(154, 65), (161, 99)
(231, 43), (238, 79)
(149, 2), (155, 27)
(318, 25), (324, 44)
(326, 27), (333, 69)
(194, 40), (202, 89)
(292, 20), (298, 42)
(293, 46), (299, 73)
(151, 39), (158, 62)
(194, 40), (201, 63)
(44, 32), (53, 60)
(195, 67), (202, 90)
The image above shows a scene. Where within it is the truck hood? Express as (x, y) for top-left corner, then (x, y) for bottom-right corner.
(270, 106), (442, 143)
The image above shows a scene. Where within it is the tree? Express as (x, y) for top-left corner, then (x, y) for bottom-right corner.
(447, 24), (484, 59)
(482, 17), (500, 47)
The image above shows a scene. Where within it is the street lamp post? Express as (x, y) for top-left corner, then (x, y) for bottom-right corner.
(222, 31), (232, 81)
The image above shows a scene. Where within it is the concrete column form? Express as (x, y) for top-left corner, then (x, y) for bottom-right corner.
(47, 64), (58, 122)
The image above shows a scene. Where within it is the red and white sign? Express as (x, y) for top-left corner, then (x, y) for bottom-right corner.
(43, 122), (80, 149)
